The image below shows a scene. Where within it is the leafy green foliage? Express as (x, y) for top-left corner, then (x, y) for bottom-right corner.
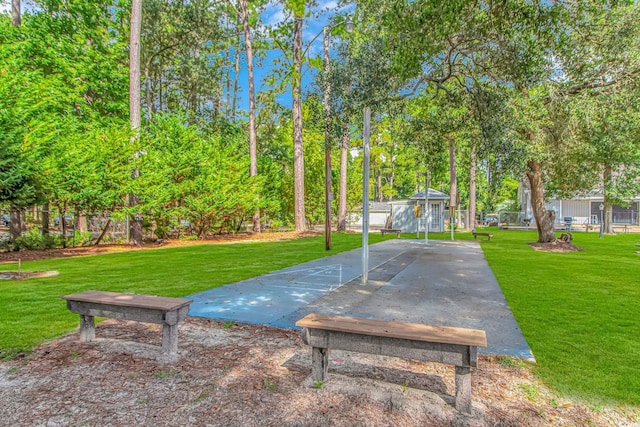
(136, 114), (265, 236)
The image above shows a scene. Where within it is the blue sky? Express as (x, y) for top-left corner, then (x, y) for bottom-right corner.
(233, 0), (355, 111)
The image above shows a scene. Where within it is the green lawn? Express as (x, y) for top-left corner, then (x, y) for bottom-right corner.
(0, 232), (390, 354)
(477, 229), (640, 406)
(2, 228), (639, 407)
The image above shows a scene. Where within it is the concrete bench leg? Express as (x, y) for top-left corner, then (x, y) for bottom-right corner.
(455, 365), (472, 414)
(311, 347), (329, 381)
(162, 323), (179, 356)
(79, 315), (95, 342)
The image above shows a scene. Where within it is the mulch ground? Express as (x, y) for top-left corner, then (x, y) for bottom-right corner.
(1, 318), (637, 427)
(0, 231), (320, 264)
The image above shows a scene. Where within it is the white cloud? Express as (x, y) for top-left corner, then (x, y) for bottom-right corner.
(0, 1), (11, 14)
(321, 1), (339, 10)
(263, 2), (288, 27)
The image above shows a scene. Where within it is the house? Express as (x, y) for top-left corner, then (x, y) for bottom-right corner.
(389, 189), (450, 233)
(518, 186), (639, 226)
(348, 201), (392, 229)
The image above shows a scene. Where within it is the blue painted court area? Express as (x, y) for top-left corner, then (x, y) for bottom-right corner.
(186, 239), (534, 360)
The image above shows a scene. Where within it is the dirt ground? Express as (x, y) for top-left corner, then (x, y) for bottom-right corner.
(0, 318), (638, 427)
(0, 231), (319, 264)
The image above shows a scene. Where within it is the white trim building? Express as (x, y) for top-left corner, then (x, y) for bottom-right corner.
(518, 186), (640, 226)
(389, 189), (450, 233)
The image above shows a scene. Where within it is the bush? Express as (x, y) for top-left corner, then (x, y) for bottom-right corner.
(70, 231), (93, 247)
(13, 229), (62, 250)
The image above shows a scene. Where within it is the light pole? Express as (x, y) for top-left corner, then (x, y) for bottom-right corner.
(322, 17), (354, 250)
(362, 107), (371, 284)
(424, 171), (430, 244)
(599, 203), (604, 238)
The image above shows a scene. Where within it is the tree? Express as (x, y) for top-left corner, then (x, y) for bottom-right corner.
(136, 114), (265, 237)
(234, 0), (261, 232)
(129, 0), (143, 245)
(8, 0), (22, 239)
(290, 1), (306, 231)
(11, 0), (20, 26)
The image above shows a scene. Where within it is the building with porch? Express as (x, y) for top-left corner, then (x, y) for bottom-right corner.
(389, 189), (450, 233)
(518, 186), (639, 227)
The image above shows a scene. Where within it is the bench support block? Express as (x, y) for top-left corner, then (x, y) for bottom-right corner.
(311, 347), (329, 382)
(79, 315), (95, 342)
(162, 323), (178, 356)
(455, 366), (472, 414)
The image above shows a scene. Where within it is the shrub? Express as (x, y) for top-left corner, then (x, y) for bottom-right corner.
(13, 229), (62, 250)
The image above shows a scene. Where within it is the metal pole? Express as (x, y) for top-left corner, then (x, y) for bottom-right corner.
(450, 206), (455, 241)
(425, 172), (430, 244)
(323, 27), (332, 251)
(599, 204), (604, 238)
(362, 107), (371, 285)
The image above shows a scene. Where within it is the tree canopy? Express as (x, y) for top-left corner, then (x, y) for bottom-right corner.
(1, 0), (639, 244)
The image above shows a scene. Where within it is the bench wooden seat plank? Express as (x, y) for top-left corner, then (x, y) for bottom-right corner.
(62, 290), (192, 357)
(296, 313), (487, 414)
(63, 290), (191, 311)
(380, 229), (402, 237)
(296, 313), (486, 347)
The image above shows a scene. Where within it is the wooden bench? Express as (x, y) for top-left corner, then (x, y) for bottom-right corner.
(380, 229), (402, 237)
(62, 290), (192, 357)
(472, 231), (493, 241)
(296, 313), (487, 414)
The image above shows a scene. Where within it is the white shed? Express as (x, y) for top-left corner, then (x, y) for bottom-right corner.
(389, 189), (450, 233)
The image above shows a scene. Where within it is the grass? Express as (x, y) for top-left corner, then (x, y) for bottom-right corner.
(0, 232), (390, 354)
(478, 229), (640, 406)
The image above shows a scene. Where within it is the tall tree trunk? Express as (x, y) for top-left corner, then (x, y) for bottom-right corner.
(10, 0), (21, 241)
(9, 204), (21, 241)
(130, 0), (142, 135)
(448, 136), (457, 229)
(129, 0), (143, 245)
(526, 159), (556, 242)
(77, 210), (87, 232)
(469, 140), (477, 230)
(323, 26), (332, 249)
(144, 68), (153, 121)
(94, 218), (112, 246)
(42, 202), (50, 235)
(231, 37), (240, 121)
(388, 151), (396, 201)
(292, 15), (306, 231)
(239, 0), (260, 233)
(60, 205), (67, 249)
(603, 163), (614, 234)
(377, 170), (383, 202)
(337, 119), (349, 231)
(11, 0), (20, 26)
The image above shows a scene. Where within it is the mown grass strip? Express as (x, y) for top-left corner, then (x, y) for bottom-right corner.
(479, 229), (640, 406)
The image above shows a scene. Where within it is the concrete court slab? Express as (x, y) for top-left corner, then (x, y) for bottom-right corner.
(187, 239), (534, 360)
(186, 242), (409, 324)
